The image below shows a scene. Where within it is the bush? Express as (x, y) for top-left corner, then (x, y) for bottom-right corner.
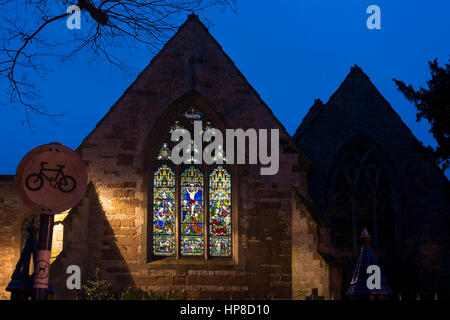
(79, 267), (185, 300)
(166, 289), (184, 300)
(121, 287), (150, 300)
(80, 268), (115, 300)
(120, 287), (184, 300)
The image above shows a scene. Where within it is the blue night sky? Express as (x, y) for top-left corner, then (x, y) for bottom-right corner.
(1, 1), (449, 176)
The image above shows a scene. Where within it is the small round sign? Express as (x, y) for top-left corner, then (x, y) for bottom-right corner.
(35, 259), (50, 279)
(16, 142), (88, 215)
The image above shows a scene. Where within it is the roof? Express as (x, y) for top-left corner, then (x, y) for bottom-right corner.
(346, 228), (392, 297)
(294, 65), (378, 142)
(294, 65), (427, 146)
(293, 98), (323, 141)
(77, 14), (310, 168)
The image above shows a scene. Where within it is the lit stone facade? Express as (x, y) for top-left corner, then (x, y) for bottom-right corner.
(0, 15), (448, 300)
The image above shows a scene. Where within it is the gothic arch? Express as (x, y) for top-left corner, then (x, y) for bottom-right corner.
(326, 134), (401, 252)
(143, 90), (230, 170)
(141, 90), (240, 264)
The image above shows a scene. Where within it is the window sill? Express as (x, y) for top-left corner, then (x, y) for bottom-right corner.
(143, 257), (242, 270)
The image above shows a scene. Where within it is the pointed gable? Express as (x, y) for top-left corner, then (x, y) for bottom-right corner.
(53, 15), (315, 300)
(295, 65), (408, 143)
(326, 65), (388, 109)
(296, 64), (448, 195)
(80, 13), (308, 173)
(295, 65), (450, 283)
(295, 65), (447, 179)
(293, 98), (324, 141)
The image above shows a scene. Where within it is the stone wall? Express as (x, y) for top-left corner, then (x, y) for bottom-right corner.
(50, 148), (308, 299)
(0, 176), (69, 300)
(1, 15), (334, 300)
(292, 192), (329, 300)
(47, 15), (315, 300)
(0, 176), (23, 300)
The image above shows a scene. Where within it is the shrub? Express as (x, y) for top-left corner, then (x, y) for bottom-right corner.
(120, 287), (184, 300)
(80, 268), (115, 300)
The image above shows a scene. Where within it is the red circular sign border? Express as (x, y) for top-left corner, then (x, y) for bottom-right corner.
(35, 259), (50, 279)
(15, 142), (88, 215)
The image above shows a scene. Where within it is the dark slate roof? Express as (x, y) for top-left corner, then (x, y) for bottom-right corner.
(294, 65), (383, 142)
(295, 64), (420, 144)
(293, 99), (323, 141)
(326, 65), (391, 110)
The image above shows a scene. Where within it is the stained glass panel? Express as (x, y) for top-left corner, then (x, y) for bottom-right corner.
(157, 143), (171, 160)
(181, 166), (204, 256)
(210, 236), (231, 257)
(181, 237), (203, 256)
(213, 144), (227, 163)
(200, 121), (214, 135)
(186, 140), (201, 164)
(169, 120), (186, 142)
(209, 166), (232, 256)
(169, 120), (185, 134)
(153, 165), (176, 256)
(182, 106), (204, 124)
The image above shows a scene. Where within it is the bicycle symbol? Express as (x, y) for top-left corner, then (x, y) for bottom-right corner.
(25, 162), (77, 193)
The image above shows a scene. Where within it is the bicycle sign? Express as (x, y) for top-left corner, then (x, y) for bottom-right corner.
(16, 142), (88, 215)
(26, 162), (76, 193)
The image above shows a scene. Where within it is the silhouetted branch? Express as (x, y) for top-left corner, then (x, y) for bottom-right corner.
(0, 0), (235, 128)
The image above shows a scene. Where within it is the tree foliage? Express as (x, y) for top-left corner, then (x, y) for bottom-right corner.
(393, 58), (450, 172)
(0, 0), (235, 126)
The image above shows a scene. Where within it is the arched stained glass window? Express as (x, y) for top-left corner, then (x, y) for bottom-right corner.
(183, 106), (204, 124)
(186, 141), (202, 164)
(153, 164), (176, 256)
(180, 167), (204, 256)
(169, 120), (185, 139)
(151, 105), (233, 260)
(157, 143), (171, 160)
(209, 166), (232, 256)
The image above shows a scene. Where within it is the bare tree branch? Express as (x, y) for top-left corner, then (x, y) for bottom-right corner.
(0, 0), (236, 128)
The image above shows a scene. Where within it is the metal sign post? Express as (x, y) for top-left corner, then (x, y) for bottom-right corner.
(14, 142), (88, 300)
(32, 215), (54, 300)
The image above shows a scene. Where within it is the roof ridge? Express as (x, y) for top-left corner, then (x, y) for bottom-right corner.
(172, 14), (311, 167)
(324, 64), (431, 161)
(294, 98), (324, 141)
(294, 64), (447, 179)
(325, 64), (372, 106)
(295, 65), (386, 143)
(76, 14), (205, 153)
(76, 14), (311, 169)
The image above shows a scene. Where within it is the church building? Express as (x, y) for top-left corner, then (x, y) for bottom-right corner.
(0, 14), (448, 300)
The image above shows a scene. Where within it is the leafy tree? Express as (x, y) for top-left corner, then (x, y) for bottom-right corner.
(393, 58), (450, 172)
